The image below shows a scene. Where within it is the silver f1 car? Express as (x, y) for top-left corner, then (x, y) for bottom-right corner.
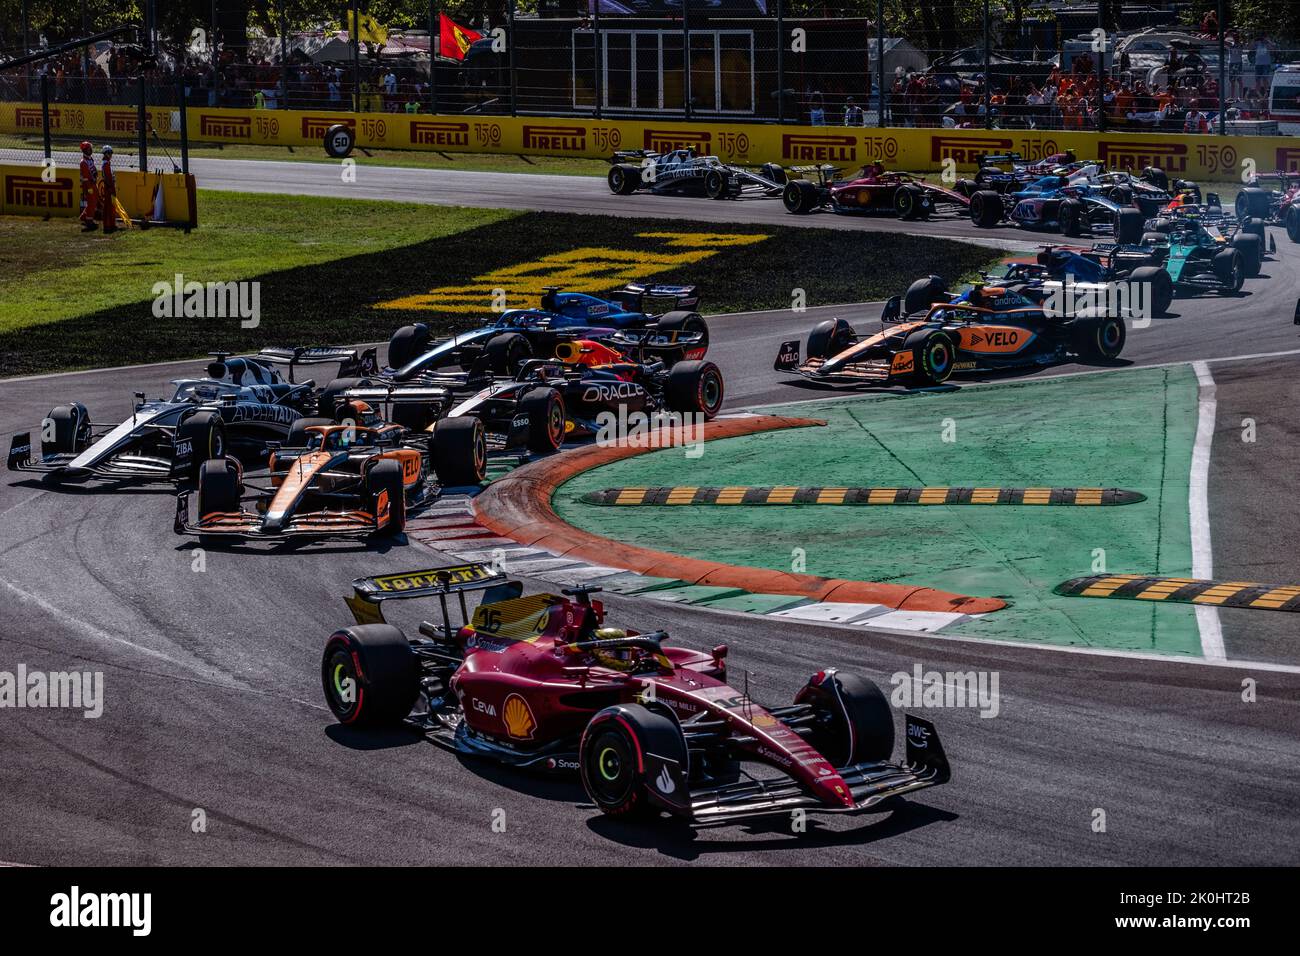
(606, 148), (787, 200)
(7, 347), (375, 484)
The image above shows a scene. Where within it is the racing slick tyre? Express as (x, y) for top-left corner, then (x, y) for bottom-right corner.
(1236, 187), (1271, 222)
(1230, 233), (1262, 278)
(759, 162), (787, 185)
(954, 178), (978, 198)
(1241, 216), (1267, 246)
(894, 185), (927, 220)
(1108, 185), (1133, 206)
(904, 275), (948, 315)
(806, 318), (855, 360)
(386, 323), (431, 371)
(485, 332), (532, 375)
(176, 410), (226, 479)
(1127, 266), (1174, 318)
(655, 310), (709, 362)
(319, 377), (368, 419)
(1141, 231), (1167, 246)
(1213, 249), (1246, 292)
(795, 671), (894, 766)
(1141, 166), (1169, 192)
(666, 360), (724, 420)
(1116, 208), (1144, 245)
(519, 386), (566, 454)
(323, 124), (355, 159)
(1059, 199), (1085, 237)
(903, 329), (956, 386)
(704, 169), (730, 199)
(431, 416), (487, 487)
(1149, 216), (1176, 235)
(782, 179), (820, 214)
(322, 625), (420, 728)
(580, 703), (688, 820)
(40, 403), (91, 458)
(1075, 316), (1127, 363)
(365, 459), (406, 536)
(1288, 207), (1300, 243)
(607, 164), (640, 195)
(197, 458), (242, 516)
(287, 417), (333, 448)
(970, 189), (1003, 228)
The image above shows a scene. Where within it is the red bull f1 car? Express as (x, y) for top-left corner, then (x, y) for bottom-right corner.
(322, 564), (950, 826)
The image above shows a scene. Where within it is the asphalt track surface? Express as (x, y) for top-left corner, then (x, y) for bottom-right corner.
(2, 160), (1299, 865)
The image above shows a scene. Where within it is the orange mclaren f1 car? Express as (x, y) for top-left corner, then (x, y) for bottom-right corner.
(173, 402), (487, 542)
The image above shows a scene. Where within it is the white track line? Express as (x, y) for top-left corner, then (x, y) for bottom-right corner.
(1190, 361), (1226, 660)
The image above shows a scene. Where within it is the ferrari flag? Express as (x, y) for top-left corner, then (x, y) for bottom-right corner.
(344, 11), (388, 46)
(439, 13), (482, 61)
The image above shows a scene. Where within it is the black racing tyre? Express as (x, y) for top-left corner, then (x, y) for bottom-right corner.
(1287, 206), (1300, 244)
(970, 189), (1003, 228)
(894, 184), (923, 220)
(903, 328), (956, 386)
(704, 168), (730, 199)
(323, 123), (354, 159)
(197, 458), (241, 516)
(1059, 199), (1085, 237)
(782, 179), (820, 214)
(386, 323), (430, 371)
(806, 318), (855, 360)
(485, 332), (532, 375)
(1241, 217), (1266, 246)
(287, 417), (333, 449)
(1116, 208), (1144, 245)
(579, 703), (687, 820)
(1230, 233), (1261, 278)
(365, 458), (406, 536)
(519, 386), (566, 454)
(318, 377), (367, 419)
(954, 177), (978, 198)
(431, 416), (487, 487)
(1149, 216), (1175, 235)
(1075, 316), (1127, 362)
(321, 625), (419, 727)
(759, 162), (787, 185)
(794, 671), (894, 767)
(1141, 166), (1169, 192)
(904, 275), (948, 315)
(1127, 266), (1173, 318)
(1141, 231), (1166, 246)
(1236, 187), (1271, 222)
(607, 163), (640, 195)
(654, 310), (709, 361)
(40, 403), (91, 457)
(1213, 249), (1245, 292)
(176, 410), (226, 479)
(1109, 185), (1133, 206)
(665, 360), (724, 419)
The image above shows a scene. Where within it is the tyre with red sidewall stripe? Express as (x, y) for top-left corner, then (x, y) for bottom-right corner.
(794, 671), (894, 766)
(665, 359), (724, 419)
(579, 703), (686, 819)
(322, 625), (419, 727)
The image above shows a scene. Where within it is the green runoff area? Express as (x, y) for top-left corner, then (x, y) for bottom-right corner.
(0, 189), (1000, 376)
(555, 365), (1204, 655)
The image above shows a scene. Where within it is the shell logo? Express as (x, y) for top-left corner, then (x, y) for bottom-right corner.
(503, 694), (536, 739)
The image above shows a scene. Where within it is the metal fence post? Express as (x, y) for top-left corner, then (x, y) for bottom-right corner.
(508, 0), (518, 116)
(1218, 0), (1226, 135)
(40, 73), (52, 161)
(982, 0), (992, 130)
(776, 0), (784, 123)
(179, 72), (190, 176)
(351, 1), (361, 112)
(138, 75), (148, 172)
(593, 5), (602, 119)
(211, 0), (219, 103)
(429, 3), (438, 114)
(280, 11), (289, 110)
(682, 3), (691, 118)
(876, 0), (885, 127)
(1097, 4), (1106, 132)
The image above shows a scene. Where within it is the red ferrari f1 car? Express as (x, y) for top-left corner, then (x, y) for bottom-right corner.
(322, 563), (950, 826)
(782, 163), (973, 219)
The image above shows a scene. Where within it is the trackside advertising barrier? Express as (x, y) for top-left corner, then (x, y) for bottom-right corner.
(0, 163), (198, 227)
(4, 102), (1300, 181)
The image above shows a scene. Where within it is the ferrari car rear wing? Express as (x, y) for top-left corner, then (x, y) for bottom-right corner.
(344, 563), (513, 630)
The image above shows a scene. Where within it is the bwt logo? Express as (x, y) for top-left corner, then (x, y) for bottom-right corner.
(410, 120), (469, 146)
(930, 136), (1011, 163)
(522, 124), (586, 151)
(104, 110), (138, 133)
(301, 116), (354, 137)
(1098, 141), (1187, 173)
(5, 175), (72, 209)
(643, 129), (711, 153)
(1275, 148), (1300, 173)
(199, 115), (251, 138)
(782, 134), (857, 162)
(16, 107), (56, 129)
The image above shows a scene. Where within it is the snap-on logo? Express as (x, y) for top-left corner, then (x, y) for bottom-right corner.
(410, 121), (469, 146)
(930, 135), (1012, 163)
(105, 110), (138, 132)
(1098, 140), (1187, 173)
(644, 129), (711, 153)
(199, 115), (251, 138)
(4, 175), (73, 209)
(782, 134), (857, 162)
(301, 116), (354, 138)
(522, 124), (585, 151)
